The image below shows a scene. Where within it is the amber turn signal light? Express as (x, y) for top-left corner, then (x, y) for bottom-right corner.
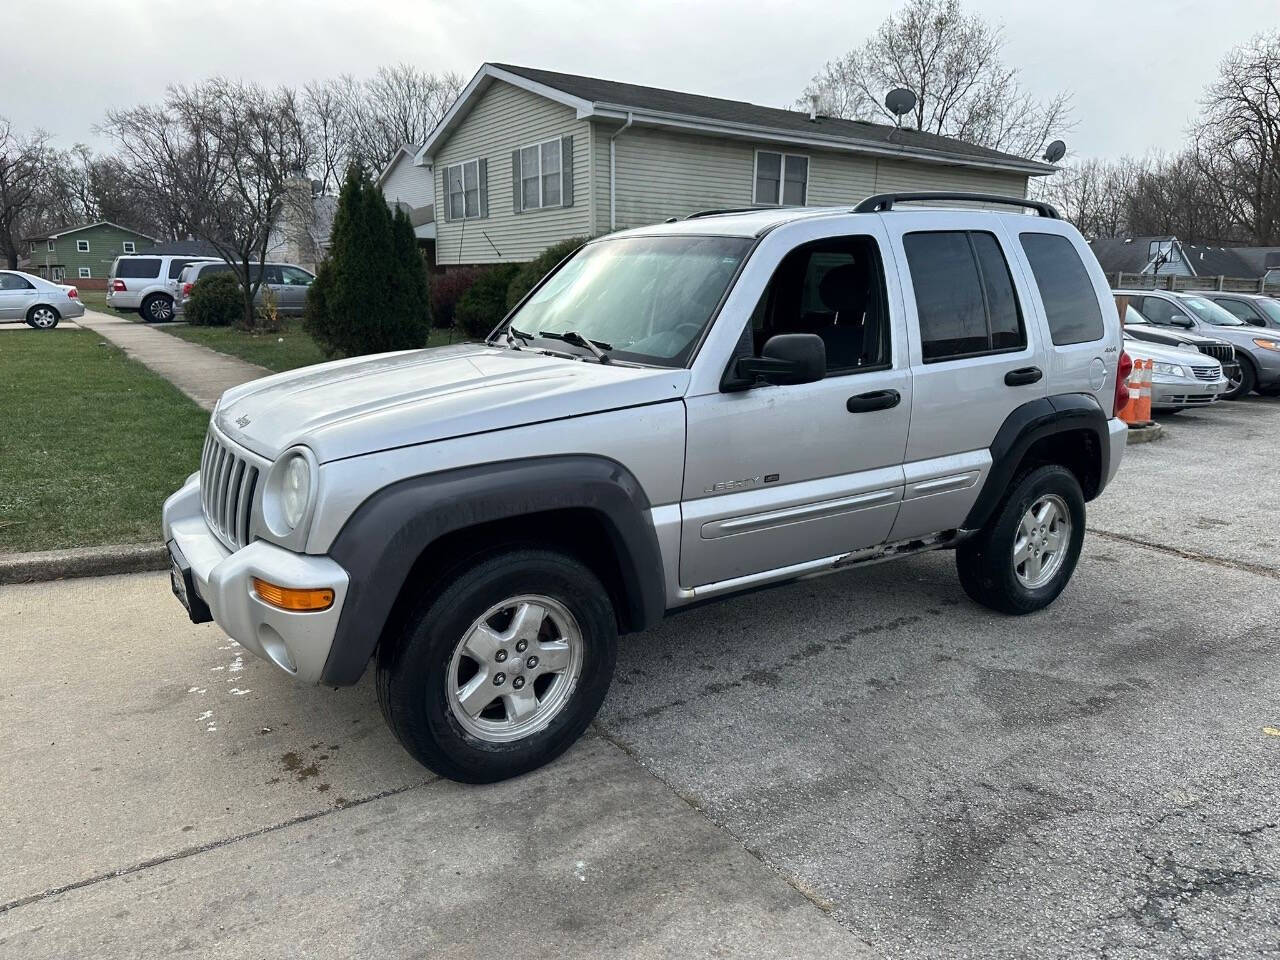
(252, 578), (334, 612)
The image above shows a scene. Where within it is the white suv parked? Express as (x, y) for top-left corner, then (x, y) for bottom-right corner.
(163, 193), (1130, 783)
(107, 254), (218, 322)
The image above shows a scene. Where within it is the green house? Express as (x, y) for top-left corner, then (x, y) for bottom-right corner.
(23, 221), (159, 285)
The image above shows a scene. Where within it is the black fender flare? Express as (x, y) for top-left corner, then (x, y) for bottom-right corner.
(963, 393), (1109, 532)
(320, 454), (666, 686)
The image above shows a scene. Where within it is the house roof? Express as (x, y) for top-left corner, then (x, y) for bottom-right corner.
(1089, 235), (1278, 279)
(375, 144), (424, 188)
(418, 63), (1056, 177)
(24, 220), (160, 243)
(143, 239), (222, 258)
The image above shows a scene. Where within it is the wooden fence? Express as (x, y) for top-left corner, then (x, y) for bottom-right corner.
(1110, 272), (1280, 295)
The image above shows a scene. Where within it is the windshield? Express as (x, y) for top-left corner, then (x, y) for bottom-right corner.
(502, 234), (753, 366)
(1257, 298), (1280, 324)
(1181, 296), (1245, 326)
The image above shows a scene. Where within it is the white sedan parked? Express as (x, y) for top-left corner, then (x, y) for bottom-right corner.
(1125, 337), (1228, 412)
(0, 270), (86, 329)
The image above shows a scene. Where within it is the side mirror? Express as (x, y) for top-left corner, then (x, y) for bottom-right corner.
(1171, 315), (1194, 328)
(723, 333), (826, 391)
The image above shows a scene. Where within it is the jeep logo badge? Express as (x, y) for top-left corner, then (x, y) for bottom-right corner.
(235, 414), (251, 428)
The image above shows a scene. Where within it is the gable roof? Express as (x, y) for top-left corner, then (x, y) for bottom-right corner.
(1088, 237), (1175, 275)
(375, 144), (424, 188)
(1089, 235), (1268, 278)
(25, 220), (160, 243)
(419, 63), (1056, 178)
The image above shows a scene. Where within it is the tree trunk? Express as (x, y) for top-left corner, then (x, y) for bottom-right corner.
(242, 285), (255, 329)
(5, 250), (16, 270)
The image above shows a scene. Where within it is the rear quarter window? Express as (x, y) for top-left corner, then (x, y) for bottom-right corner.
(115, 257), (162, 279)
(1019, 233), (1105, 345)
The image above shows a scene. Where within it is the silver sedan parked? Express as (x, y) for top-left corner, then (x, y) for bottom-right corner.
(0, 270), (86, 329)
(1124, 335), (1227, 412)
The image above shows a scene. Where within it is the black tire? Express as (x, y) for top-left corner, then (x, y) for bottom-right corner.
(1257, 384), (1280, 397)
(1223, 357), (1256, 400)
(956, 464), (1086, 615)
(25, 304), (60, 330)
(376, 548), (617, 783)
(141, 294), (174, 323)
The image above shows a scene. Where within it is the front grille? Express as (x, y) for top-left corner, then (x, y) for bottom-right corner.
(1190, 364), (1222, 381)
(1197, 343), (1235, 365)
(200, 429), (260, 550)
(1165, 394), (1218, 405)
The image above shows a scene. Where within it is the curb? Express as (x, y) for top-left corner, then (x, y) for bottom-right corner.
(1125, 421), (1164, 445)
(0, 542), (168, 585)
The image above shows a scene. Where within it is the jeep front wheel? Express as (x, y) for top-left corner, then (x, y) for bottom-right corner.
(956, 464), (1085, 615)
(376, 548), (617, 783)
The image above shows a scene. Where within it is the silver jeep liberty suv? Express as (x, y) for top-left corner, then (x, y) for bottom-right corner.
(164, 192), (1129, 783)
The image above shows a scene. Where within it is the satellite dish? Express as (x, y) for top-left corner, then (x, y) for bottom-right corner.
(884, 88), (917, 121)
(1043, 140), (1067, 164)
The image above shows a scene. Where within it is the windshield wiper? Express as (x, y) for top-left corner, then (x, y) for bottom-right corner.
(539, 330), (612, 363)
(501, 325), (534, 349)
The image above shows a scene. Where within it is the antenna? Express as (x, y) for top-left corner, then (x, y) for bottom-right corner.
(1042, 140), (1066, 164)
(884, 88), (917, 128)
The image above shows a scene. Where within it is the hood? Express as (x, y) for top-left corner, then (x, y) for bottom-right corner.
(1192, 323), (1270, 347)
(1123, 338), (1217, 365)
(213, 343), (689, 462)
(1123, 323), (1225, 349)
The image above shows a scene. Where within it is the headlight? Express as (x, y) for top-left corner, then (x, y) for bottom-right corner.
(1152, 361), (1185, 377)
(1253, 338), (1280, 351)
(263, 447), (316, 539)
(281, 455), (311, 530)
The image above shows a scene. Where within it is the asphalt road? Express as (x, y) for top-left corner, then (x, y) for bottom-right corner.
(3, 397), (1279, 959)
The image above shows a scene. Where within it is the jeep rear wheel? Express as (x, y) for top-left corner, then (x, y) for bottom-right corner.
(376, 548), (617, 783)
(956, 464), (1085, 615)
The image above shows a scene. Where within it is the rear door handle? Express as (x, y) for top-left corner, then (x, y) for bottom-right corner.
(1004, 366), (1043, 387)
(846, 389), (901, 413)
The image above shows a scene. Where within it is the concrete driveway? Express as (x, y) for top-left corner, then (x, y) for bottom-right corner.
(3, 398), (1280, 959)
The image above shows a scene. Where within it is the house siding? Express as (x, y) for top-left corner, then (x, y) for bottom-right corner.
(433, 81), (591, 265)
(26, 224), (155, 283)
(381, 156), (435, 210)
(590, 122), (1028, 234)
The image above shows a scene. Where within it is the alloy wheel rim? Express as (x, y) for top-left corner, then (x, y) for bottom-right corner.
(1013, 494), (1070, 589)
(151, 299), (172, 320)
(32, 308), (55, 328)
(445, 595), (584, 743)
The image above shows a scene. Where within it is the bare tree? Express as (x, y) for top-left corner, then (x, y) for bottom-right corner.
(1192, 31), (1280, 245)
(303, 78), (351, 194)
(1035, 156), (1139, 238)
(797, 0), (1072, 158)
(104, 79), (310, 325)
(0, 119), (56, 269)
(339, 64), (463, 170)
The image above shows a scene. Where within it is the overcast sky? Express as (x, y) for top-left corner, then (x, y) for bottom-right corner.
(6, 0), (1273, 161)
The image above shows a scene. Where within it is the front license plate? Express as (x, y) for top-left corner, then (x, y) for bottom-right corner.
(168, 541), (213, 624)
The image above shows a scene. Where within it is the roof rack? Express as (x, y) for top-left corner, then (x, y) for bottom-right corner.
(853, 192), (1060, 218)
(685, 207), (762, 219)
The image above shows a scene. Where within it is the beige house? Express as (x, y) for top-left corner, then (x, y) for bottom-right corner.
(418, 64), (1057, 267)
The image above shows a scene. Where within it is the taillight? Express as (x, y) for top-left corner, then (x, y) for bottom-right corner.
(111, 279), (126, 292)
(1114, 350), (1133, 417)
(67, 287), (79, 300)
(182, 282), (193, 297)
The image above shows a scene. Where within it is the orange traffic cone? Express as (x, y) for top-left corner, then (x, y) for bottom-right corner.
(1136, 359), (1153, 422)
(1120, 360), (1142, 424)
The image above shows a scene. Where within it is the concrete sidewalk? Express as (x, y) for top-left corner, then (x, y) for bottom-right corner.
(76, 310), (269, 410)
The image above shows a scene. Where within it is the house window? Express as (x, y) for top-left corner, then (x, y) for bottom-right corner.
(754, 151), (809, 206)
(517, 138), (562, 211)
(47, 240), (55, 252)
(122, 241), (136, 254)
(444, 159), (482, 220)
(78, 267), (91, 278)
(76, 239), (90, 253)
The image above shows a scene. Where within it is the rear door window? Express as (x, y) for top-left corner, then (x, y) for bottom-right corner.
(1018, 233), (1105, 345)
(115, 258), (162, 279)
(902, 230), (1026, 362)
(1214, 298), (1261, 325)
(168, 258), (203, 279)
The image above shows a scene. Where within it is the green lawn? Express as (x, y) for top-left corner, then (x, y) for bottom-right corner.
(161, 319), (467, 373)
(0, 330), (209, 552)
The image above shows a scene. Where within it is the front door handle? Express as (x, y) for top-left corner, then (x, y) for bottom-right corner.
(846, 389), (901, 413)
(1004, 366), (1043, 387)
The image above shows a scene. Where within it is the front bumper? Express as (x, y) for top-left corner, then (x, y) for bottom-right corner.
(162, 472), (349, 684)
(1249, 346), (1280, 387)
(1151, 376), (1227, 410)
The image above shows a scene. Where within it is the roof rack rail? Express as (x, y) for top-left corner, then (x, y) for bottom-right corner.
(685, 207), (761, 219)
(853, 192), (1060, 218)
